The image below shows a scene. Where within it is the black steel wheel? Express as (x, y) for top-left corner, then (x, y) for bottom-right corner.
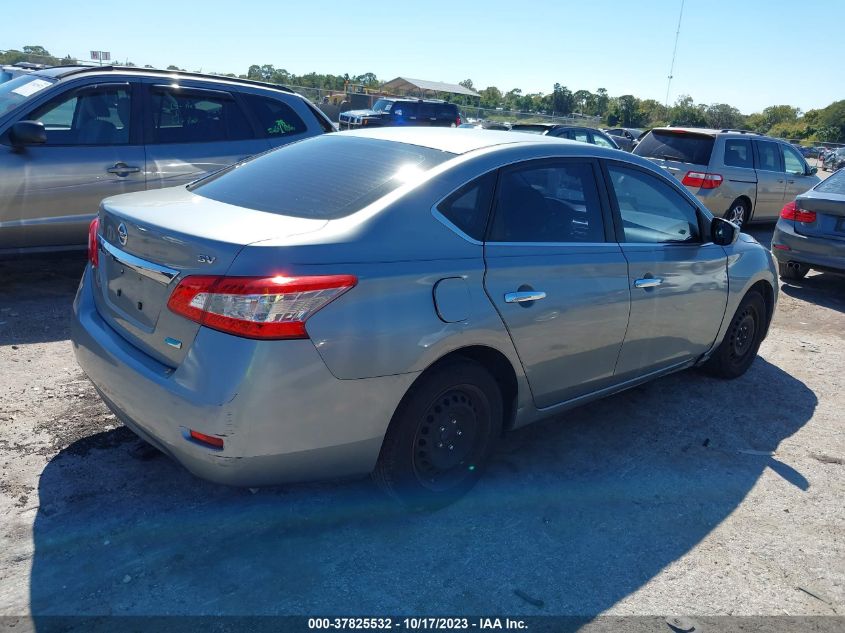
(703, 290), (766, 379)
(372, 359), (503, 509)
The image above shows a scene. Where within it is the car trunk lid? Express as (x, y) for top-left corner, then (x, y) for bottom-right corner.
(93, 186), (327, 367)
(794, 191), (845, 242)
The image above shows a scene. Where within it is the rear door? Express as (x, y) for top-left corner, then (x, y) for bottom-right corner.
(605, 162), (728, 379)
(483, 158), (631, 408)
(752, 140), (786, 220)
(392, 101), (419, 126)
(143, 81), (268, 189)
(0, 80), (145, 250)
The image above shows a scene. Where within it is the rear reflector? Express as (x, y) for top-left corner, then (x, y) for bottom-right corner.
(772, 244), (791, 251)
(189, 429), (224, 449)
(780, 200), (816, 223)
(88, 217), (99, 267)
(167, 274), (357, 340)
(681, 171), (723, 189)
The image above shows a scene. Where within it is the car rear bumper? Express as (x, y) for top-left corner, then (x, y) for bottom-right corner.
(772, 220), (845, 273)
(71, 265), (417, 487)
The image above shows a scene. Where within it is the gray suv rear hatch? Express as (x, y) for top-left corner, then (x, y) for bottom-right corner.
(634, 129), (716, 182)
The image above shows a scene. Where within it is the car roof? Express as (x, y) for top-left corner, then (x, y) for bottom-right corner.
(32, 65), (296, 94)
(341, 127), (608, 155)
(649, 126), (771, 139)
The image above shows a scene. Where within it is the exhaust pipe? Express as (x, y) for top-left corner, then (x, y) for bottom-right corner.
(788, 261), (804, 270)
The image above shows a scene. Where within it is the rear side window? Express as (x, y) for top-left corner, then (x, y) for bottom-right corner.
(489, 161), (605, 243)
(241, 93), (307, 137)
(635, 131), (715, 165)
(814, 170), (845, 194)
(723, 139), (753, 168)
(151, 89), (252, 143)
(592, 133), (616, 149)
(190, 135), (453, 219)
(608, 165), (700, 243)
(437, 171), (496, 240)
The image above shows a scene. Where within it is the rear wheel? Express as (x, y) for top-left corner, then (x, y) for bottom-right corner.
(703, 291), (766, 379)
(372, 359), (502, 509)
(724, 199), (750, 227)
(778, 261), (808, 280)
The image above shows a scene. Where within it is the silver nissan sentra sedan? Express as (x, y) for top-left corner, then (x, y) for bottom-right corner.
(71, 127), (778, 507)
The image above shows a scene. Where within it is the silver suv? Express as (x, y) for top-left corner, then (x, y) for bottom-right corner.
(634, 128), (820, 226)
(0, 66), (334, 254)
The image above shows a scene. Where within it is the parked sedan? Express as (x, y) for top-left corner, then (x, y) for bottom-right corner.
(605, 127), (644, 152)
(773, 168), (845, 279)
(72, 128), (778, 507)
(510, 123), (620, 149)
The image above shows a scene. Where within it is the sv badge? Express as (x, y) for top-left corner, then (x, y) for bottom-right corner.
(197, 254), (216, 264)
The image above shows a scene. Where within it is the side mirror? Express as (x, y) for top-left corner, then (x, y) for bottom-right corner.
(9, 121), (46, 147)
(711, 217), (739, 246)
(807, 165), (818, 176)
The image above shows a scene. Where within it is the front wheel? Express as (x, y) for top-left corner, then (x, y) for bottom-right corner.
(372, 359), (503, 509)
(703, 291), (766, 379)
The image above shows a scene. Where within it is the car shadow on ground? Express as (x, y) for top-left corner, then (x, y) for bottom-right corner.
(29, 356), (816, 623)
(780, 273), (845, 313)
(0, 253), (86, 345)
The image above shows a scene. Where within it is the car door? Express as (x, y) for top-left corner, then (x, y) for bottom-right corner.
(782, 142), (819, 200)
(752, 139), (787, 220)
(483, 158), (631, 408)
(0, 80), (145, 250)
(143, 81), (269, 189)
(604, 162), (728, 379)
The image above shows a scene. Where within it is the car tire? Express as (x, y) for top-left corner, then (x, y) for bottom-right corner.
(703, 291), (766, 379)
(724, 199), (750, 227)
(372, 359), (503, 509)
(778, 261), (808, 280)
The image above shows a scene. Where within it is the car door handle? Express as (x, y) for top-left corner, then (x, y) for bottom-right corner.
(504, 291), (547, 303)
(787, 179), (795, 184)
(776, 179), (784, 183)
(107, 163), (141, 176)
(634, 277), (664, 289)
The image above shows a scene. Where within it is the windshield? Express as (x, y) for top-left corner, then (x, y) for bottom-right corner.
(190, 134), (454, 219)
(371, 99), (393, 112)
(0, 74), (55, 117)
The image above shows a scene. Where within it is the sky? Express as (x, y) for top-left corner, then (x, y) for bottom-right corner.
(3, 0), (843, 114)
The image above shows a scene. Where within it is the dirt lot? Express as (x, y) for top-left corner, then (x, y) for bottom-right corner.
(0, 225), (843, 623)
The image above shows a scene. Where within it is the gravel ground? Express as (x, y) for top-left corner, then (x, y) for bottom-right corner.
(0, 225), (843, 622)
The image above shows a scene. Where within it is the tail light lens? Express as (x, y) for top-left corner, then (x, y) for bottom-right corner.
(781, 200), (816, 223)
(682, 171), (723, 189)
(87, 217), (99, 267)
(456, 115), (462, 126)
(167, 274), (357, 340)
(189, 429), (224, 450)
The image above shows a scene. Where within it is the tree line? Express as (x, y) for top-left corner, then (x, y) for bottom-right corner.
(2, 46), (843, 143)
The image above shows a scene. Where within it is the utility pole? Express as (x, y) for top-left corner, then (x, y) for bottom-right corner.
(664, 0), (685, 110)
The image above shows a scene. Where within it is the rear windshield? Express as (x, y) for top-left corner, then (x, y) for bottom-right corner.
(189, 135), (454, 219)
(634, 130), (715, 165)
(814, 170), (845, 195)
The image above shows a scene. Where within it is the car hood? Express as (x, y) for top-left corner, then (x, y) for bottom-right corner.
(341, 109), (381, 117)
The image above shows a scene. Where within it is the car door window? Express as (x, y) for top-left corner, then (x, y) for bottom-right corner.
(240, 93), (307, 138)
(782, 144), (806, 175)
(26, 85), (131, 145)
(608, 164), (700, 243)
(755, 140), (782, 172)
(724, 139), (753, 168)
(437, 171), (496, 240)
(150, 89), (252, 143)
(393, 102), (417, 118)
(592, 133), (615, 149)
(571, 129), (589, 143)
(489, 161), (605, 243)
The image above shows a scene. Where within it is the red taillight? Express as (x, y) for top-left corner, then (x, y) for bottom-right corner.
(780, 200), (816, 223)
(166, 274), (357, 340)
(189, 429), (224, 450)
(87, 217), (99, 267)
(681, 171), (723, 189)
(456, 115), (462, 126)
